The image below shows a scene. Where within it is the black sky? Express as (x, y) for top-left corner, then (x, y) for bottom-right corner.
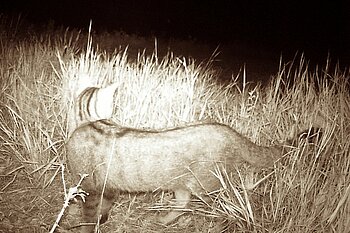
(2, 0), (350, 65)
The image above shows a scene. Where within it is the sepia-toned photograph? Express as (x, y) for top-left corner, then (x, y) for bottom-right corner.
(0, 1), (349, 232)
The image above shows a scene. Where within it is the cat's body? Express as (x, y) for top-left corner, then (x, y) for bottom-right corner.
(66, 120), (292, 232)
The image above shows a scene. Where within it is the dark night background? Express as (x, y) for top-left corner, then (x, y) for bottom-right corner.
(2, 0), (350, 70)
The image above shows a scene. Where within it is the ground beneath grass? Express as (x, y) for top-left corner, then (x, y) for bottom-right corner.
(0, 156), (61, 232)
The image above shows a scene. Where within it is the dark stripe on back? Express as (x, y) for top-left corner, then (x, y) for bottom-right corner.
(90, 120), (129, 137)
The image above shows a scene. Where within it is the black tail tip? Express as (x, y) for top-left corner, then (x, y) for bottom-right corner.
(295, 127), (323, 145)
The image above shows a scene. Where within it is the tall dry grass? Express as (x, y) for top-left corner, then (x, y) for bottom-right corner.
(0, 19), (349, 232)
(0, 22), (82, 181)
(211, 57), (350, 232)
(59, 36), (237, 132)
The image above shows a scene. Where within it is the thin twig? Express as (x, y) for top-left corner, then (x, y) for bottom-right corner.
(49, 169), (89, 233)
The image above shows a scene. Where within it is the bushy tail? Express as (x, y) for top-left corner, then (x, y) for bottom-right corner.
(248, 127), (323, 168)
